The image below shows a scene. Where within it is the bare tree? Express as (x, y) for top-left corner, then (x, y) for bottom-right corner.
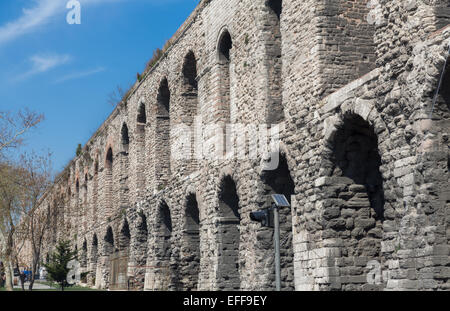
(18, 151), (54, 291)
(0, 162), (27, 291)
(0, 109), (43, 154)
(107, 85), (126, 107)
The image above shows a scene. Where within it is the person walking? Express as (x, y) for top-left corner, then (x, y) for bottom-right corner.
(0, 262), (5, 288)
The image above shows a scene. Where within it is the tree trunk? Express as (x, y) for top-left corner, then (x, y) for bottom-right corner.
(4, 260), (13, 291)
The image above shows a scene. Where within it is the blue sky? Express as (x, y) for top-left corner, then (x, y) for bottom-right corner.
(0, 0), (199, 173)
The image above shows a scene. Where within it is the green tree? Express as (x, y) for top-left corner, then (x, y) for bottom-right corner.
(75, 144), (82, 157)
(43, 240), (77, 291)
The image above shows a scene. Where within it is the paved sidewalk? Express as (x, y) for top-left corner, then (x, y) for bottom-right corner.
(14, 281), (56, 290)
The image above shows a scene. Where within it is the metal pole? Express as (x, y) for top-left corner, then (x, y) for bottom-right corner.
(273, 204), (281, 291)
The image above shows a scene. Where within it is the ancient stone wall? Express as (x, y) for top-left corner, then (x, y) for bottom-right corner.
(26, 0), (449, 291)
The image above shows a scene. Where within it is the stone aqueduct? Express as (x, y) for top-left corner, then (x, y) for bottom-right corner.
(29, 0), (449, 291)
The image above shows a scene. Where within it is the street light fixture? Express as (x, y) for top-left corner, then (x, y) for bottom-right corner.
(249, 193), (290, 292)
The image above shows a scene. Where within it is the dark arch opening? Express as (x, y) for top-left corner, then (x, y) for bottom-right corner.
(156, 79), (171, 185)
(131, 211), (148, 291)
(80, 240), (88, 282)
(326, 113), (384, 291)
(156, 201), (172, 260)
(76, 179), (79, 193)
(104, 226), (115, 254)
(264, 0), (284, 124)
(332, 114), (384, 218)
(261, 153), (294, 290)
(183, 51), (198, 90)
(137, 212), (148, 240)
(182, 193), (200, 291)
(218, 31), (232, 62)
(119, 219), (131, 250)
(155, 201), (176, 289)
(106, 147), (113, 169)
(267, 0), (282, 20)
(90, 234), (98, 286)
(181, 51), (199, 170)
(217, 176), (240, 290)
(217, 30), (232, 153)
(137, 103), (147, 124)
(157, 78), (170, 117)
(121, 123), (130, 151)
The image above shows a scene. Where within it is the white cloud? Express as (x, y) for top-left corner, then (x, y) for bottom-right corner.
(0, 0), (127, 45)
(15, 54), (72, 81)
(0, 0), (63, 45)
(54, 66), (106, 83)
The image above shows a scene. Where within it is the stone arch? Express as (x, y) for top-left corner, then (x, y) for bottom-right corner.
(157, 78), (171, 117)
(137, 102), (147, 124)
(180, 51), (199, 171)
(105, 147), (113, 170)
(121, 122), (130, 153)
(156, 78), (172, 189)
(92, 155), (99, 224)
(264, 0), (284, 124)
(90, 234), (99, 286)
(182, 50), (198, 92)
(318, 112), (385, 291)
(119, 218), (131, 251)
(136, 101), (147, 195)
(180, 193), (201, 291)
(216, 29), (233, 155)
(129, 210), (148, 290)
(80, 239), (88, 283)
(153, 200), (177, 290)
(260, 152), (295, 290)
(217, 29), (232, 63)
(104, 147), (114, 221)
(217, 175), (241, 290)
(104, 226), (115, 254)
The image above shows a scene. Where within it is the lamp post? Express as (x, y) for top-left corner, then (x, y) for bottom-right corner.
(249, 194), (290, 292)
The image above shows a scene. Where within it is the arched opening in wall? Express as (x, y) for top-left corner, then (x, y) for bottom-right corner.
(81, 240), (88, 283)
(137, 103), (147, 124)
(103, 226), (115, 288)
(261, 153), (294, 290)
(326, 113), (384, 291)
(155, 201), (175, 289)
(217, 30), (233, 155)
(132, 211), (148, 290)
(136, 103), (147, 194)
(119, 219), (131, 251)
(121, 123), (130, 154)
(217, 176), (240, 290)
(265, 0), (284, 124)
(106, 147), (113, 170)
(83, 173), (88, 231)
(182, 51), (199, 170)
(93, 159), (99, 224)
(181, 193), (200, 291)
(156, 79), (171, 187)
(104, 227), (115, 254)
(217, 30), (232, 124)
(76, 178), (79, 193)
(90, 234), (98, 286)
(105, 147), (113, 220)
